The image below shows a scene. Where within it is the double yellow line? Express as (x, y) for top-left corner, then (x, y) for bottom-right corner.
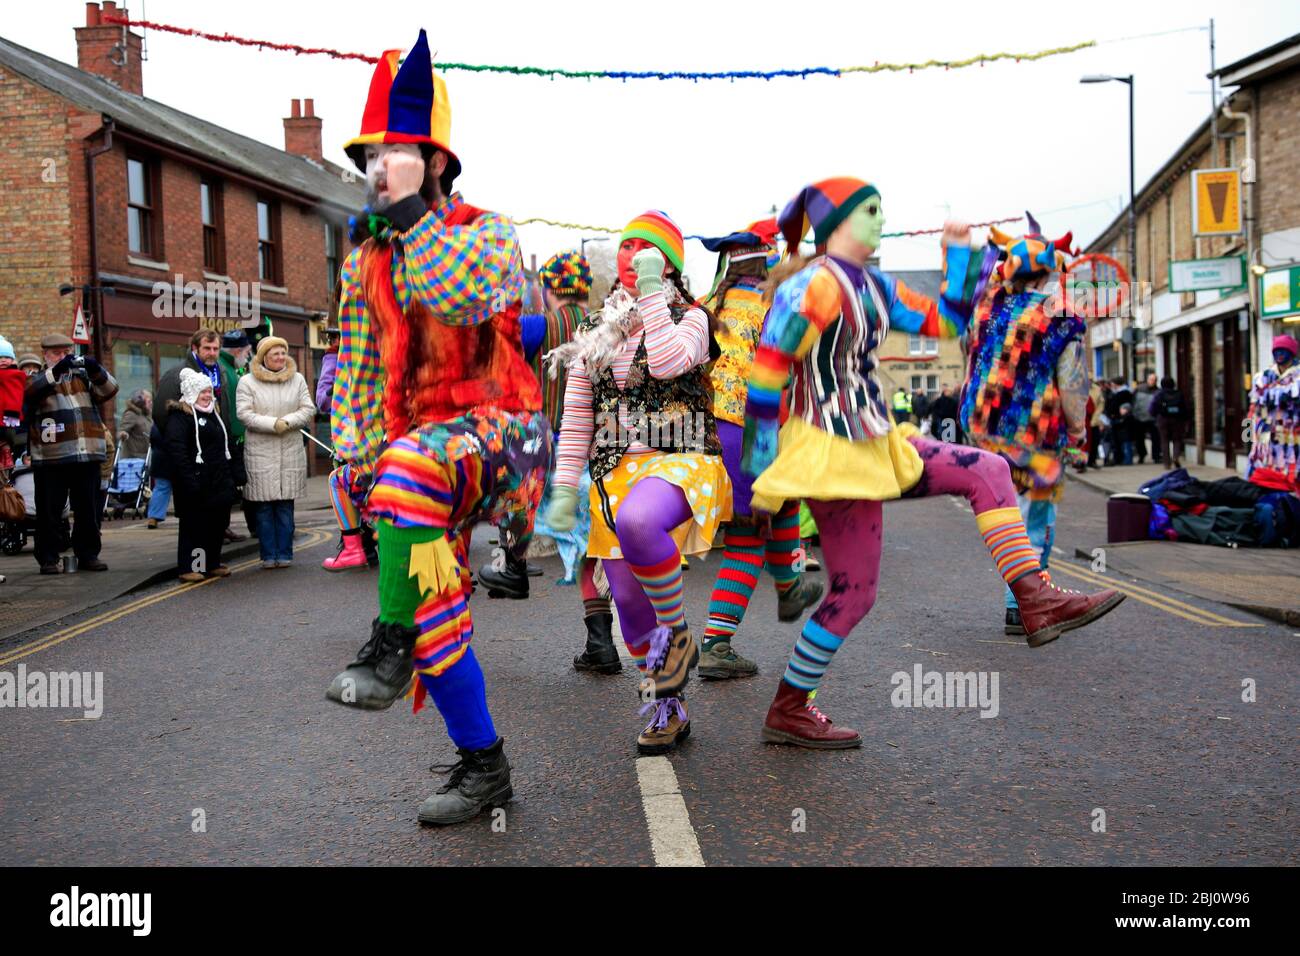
(1050, 560), (1262, 628)
(0, 528), (332, 666)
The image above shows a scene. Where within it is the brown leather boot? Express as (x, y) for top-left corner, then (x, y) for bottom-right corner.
(1010, 571), (1125, 648)
(639, 624), (699, 700)
(637, 696), (690, 755)
(761, 682), (861, 749)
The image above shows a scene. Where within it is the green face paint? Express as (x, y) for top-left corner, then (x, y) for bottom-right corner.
(848, 197), (885, 250)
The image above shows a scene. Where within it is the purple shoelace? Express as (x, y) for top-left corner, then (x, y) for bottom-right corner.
(640, 696), (687, 731)
(643, 624), (673, 672)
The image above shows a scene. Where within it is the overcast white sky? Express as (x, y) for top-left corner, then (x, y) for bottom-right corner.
(9, 1), (1300, 289)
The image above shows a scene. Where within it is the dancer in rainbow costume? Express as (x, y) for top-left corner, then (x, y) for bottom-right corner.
(959, 213), (1092, 638)
(324, 31), (549, 827)
(744, 178), (1124, 749)
(696, 219), (822, 680)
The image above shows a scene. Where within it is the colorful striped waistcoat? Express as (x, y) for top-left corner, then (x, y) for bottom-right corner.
(960, 289), (1085, 479)
(789, 257), (895, 440)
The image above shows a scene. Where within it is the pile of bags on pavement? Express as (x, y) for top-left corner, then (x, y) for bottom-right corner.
(1139, 468), (1300, 547)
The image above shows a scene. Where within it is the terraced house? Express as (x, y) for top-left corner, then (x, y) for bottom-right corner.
(0, 2), (363, 472)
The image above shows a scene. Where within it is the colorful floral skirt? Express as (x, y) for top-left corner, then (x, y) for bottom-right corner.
(587, 450), (732, 559)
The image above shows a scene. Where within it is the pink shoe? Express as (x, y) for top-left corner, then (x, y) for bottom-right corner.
(322, 533), (368, 572)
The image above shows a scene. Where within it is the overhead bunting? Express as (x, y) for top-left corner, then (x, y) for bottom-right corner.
(101, 13), (1095, 82)
(514, 216), (1026, 240)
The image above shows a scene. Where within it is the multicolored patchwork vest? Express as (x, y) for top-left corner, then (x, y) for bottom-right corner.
(582, 301), (721, 482)
(960, 289), (1086, 486)
(789, 256), (895, 440)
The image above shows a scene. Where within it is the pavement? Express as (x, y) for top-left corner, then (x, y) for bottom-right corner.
(0, 477), (1296, 865)
(0, 474), (336, 642)
(1065, 462), (1300, 626)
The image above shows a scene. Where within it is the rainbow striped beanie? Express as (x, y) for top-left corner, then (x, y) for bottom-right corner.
(779, 177), (880, 252)
(620, 210), (685, 272)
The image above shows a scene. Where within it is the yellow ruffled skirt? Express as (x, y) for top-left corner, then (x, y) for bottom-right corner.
(588, 451), (733, 559)
(750, 417), (923, 513)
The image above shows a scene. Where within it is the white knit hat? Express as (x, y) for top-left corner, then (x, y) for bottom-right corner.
(179, 367), (212, 407)
(178, 367), (229, 464)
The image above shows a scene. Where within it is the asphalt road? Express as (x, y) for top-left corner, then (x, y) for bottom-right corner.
(1, 481), (1296, 866)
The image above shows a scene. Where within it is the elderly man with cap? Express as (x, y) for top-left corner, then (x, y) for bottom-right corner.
(23, 332), (118, 573)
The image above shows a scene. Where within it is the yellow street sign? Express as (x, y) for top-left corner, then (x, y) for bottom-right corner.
(1192, 168), (1242, 236)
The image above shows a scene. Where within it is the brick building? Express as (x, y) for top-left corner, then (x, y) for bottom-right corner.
(1084, 32), (1300, 471)
(0, 2), (363, 472)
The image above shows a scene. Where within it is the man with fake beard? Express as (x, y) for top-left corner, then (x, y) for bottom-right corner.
(324, 29), (550, 827)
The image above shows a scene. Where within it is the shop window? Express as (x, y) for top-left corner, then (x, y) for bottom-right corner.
(111, 340), (155, 407)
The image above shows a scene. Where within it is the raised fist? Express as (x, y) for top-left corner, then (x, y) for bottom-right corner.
(383, 150), (426, 204)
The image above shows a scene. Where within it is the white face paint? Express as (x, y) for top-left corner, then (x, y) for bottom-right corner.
(363, 143), (422, 207)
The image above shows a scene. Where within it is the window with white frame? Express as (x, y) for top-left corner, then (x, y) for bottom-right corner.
(908, 334), (939, 356)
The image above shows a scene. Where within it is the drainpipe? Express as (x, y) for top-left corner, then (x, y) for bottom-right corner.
(1218, 97), (1255, 375)
(85, 117), (116, 363)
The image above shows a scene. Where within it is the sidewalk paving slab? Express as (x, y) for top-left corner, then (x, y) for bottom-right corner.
(1066, 461), (1300, 626)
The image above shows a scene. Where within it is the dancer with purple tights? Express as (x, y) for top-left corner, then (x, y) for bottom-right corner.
(545, 210), (731, 755)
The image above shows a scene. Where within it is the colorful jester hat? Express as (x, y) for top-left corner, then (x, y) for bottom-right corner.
(778, 178), (880, 255)
(343, 29), (461, 184)
(539, 250), (593, 299)
(987, 212), (1075, 284)
(700, 218), (779, 299)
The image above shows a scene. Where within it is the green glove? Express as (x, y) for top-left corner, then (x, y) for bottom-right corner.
(632, 248), (666, 296)
(546, 486), (579, 532)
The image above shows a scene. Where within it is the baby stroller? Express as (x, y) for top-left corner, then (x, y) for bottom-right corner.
(103, 447), (151, 520)
(1, 456), (72, 556)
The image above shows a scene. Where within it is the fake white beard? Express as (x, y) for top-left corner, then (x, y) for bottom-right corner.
(543, 280), (685, 379)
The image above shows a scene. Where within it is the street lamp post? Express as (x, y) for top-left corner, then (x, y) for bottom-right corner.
(1081, 74), (1139, 379)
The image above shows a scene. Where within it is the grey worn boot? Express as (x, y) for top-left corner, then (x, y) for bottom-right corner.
(419, 738), (513, 826)
(777, 578), (824, 622)
(325, 618), (417, 710)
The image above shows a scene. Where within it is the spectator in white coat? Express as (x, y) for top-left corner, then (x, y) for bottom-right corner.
(235, 336), (315, 568)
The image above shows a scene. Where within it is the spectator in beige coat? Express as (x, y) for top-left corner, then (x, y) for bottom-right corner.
(236, 336), (315, 568)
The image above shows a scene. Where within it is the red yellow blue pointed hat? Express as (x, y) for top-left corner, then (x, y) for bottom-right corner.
(343, 29), (460, 182)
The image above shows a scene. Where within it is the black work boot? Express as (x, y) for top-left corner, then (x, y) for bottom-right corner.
(573, 613), (621, 674)
(478, 552), (529, 599)
(325, 618), (417, 709)
(361, 524), (379, 568)
(1004, 607), (1025, 636)
(419, 737), (513, 826)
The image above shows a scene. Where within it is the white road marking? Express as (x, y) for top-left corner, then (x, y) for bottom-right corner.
(611, 595), (705, 866)
(635, 757), (705, 867)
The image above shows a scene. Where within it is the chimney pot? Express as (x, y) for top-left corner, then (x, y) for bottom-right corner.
(76, 1), (144, 96)
(304, 98), (314, 117)
(290, 99), (301, 118)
